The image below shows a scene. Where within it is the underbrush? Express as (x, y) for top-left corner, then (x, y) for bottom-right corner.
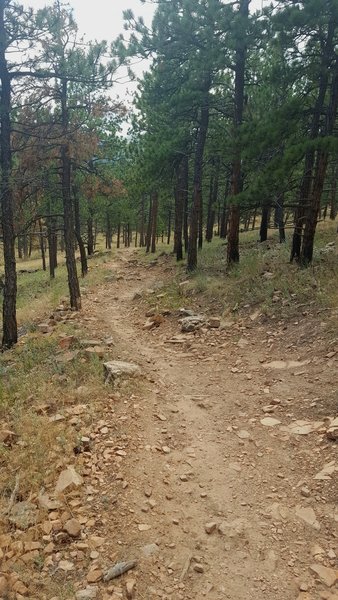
(0, 252), (113, 334)
(142, 222), (338, 321)
(0, 331), (108, 500)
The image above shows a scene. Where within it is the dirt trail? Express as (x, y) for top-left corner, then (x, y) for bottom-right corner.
(75, 250), (337, 600)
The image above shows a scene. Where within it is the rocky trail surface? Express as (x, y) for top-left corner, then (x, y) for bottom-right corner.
(1, 250), (337, 600)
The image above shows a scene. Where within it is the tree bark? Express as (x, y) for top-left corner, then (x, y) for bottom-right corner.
(73, 184), (88, 276)
(0, 0), (17, 348)
(227, 0), (250, 265)
(87, 214), (94, 256)
(291, 18), (335, 262)
(187, 76), (210, 271)
(61, 79), (81, 309)
(151, 191), (159, 254)
(38, 220), (46, 271)
(167, 209), (171, 245)
(117, 221), (121, 249)
(274, 194), (285, 243)
(174, 155), (188, 261)
(260, 203), (269, 242)
(206, 157), (220, 242)
(301, 63), (338, 264)
(146, 194), (153, 253)
(329, 163), (337, 220)
(140, 194), (145, 247)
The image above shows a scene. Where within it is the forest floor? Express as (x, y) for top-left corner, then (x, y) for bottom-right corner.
(0, 237), (337, 600)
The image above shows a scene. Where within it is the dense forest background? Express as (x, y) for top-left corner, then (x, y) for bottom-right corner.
(0, 0), (337, 348)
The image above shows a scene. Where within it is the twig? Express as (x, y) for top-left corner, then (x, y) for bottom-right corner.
(5, 474), (20, 517)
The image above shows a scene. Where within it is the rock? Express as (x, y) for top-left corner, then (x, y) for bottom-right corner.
(143, 319), (156, 330)
(55, 466), (83, 494)
(218, 518), (249, 538)
(260, 417), (281, 427)
(0, 577), (8, 596)
(0, 429), (18, 445)
(59, 560), (75, 571)
(38, 494), (61, 511)
(64, 518), (82, 537)
(193, 564), (204, 573)
(103, 361), (141, 385)
(301, 486), (311, 498)
(75, 588), (98, 600)
(179, 307), (194, 316)
(326, 427), (338, 441)
(9, 501), (38, 530)
(309, 564), (337, 587)
(263, 360), (308, 370)
(38, 323), (53, 334)
(138, 523), (151, 531)
(283, 420), (324, 435)
(181, 315), (206, 332)
(126, 579), (136, 599)
(295, 506), (320, 530)
(85, 346), (106, 358)
(205, 522), (217, 534)
(208, 317), (221, 329)
(12, 581), (29, 596)
(314, 461), (337, 480)
(237, 430), (251, 439)
(141, 543), (160, 558)
(58, 335), (77, 350)
(87, 570), (103, 584)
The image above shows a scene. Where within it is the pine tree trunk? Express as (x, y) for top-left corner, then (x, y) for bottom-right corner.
(301, 64), (338, 264)
(291, 19), (335, 262)
(61, 79), (81, 310)
(146, 194), (153, 253)
(187, 77), (210, 271)
(274, 194), (285, 243)
(227, 0), (249, 265)
(167, 209), (171, 245)
(329, 164), (337, 220)
(260, 203), (269, 242)
(47, 218), (57, 279)
(174, 156), (188, 261)
(117, 222), (121, 249)
(151, 191), (159, 254)
(38, 220), (46, 271)
(73, 186), (87, 277)
(206, 157), (220, 242)
(140, 194), (145, 247)
(106, 213), (112, 249)
(0, 0), (17, 347)
(87, 216), (94, 256)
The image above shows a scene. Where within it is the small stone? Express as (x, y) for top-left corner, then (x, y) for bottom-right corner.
(59, 560), (75, 571)
(64, 518), (82, 537)
(309, 564), (337, 587)
(237, 430), (250, 439)
(193, 563), (204, 573)
(75, 588), (98, 600)
(205, 522), (217, 534)
(208, 318), (221, 328)
(126, 579), (136, 599)
(141, 543), (160, 558)
(299, 583), (309, 592)
(12, 581), (29, 596)
(138, 524), (151, 531)
(0, 577), (8, 596)
(301, 486), (311, 498)
(295, 506), (320, 530)
(87, 570), (103, 584)
(55, 466), (83, 494)
(260, 417), (281, 427)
